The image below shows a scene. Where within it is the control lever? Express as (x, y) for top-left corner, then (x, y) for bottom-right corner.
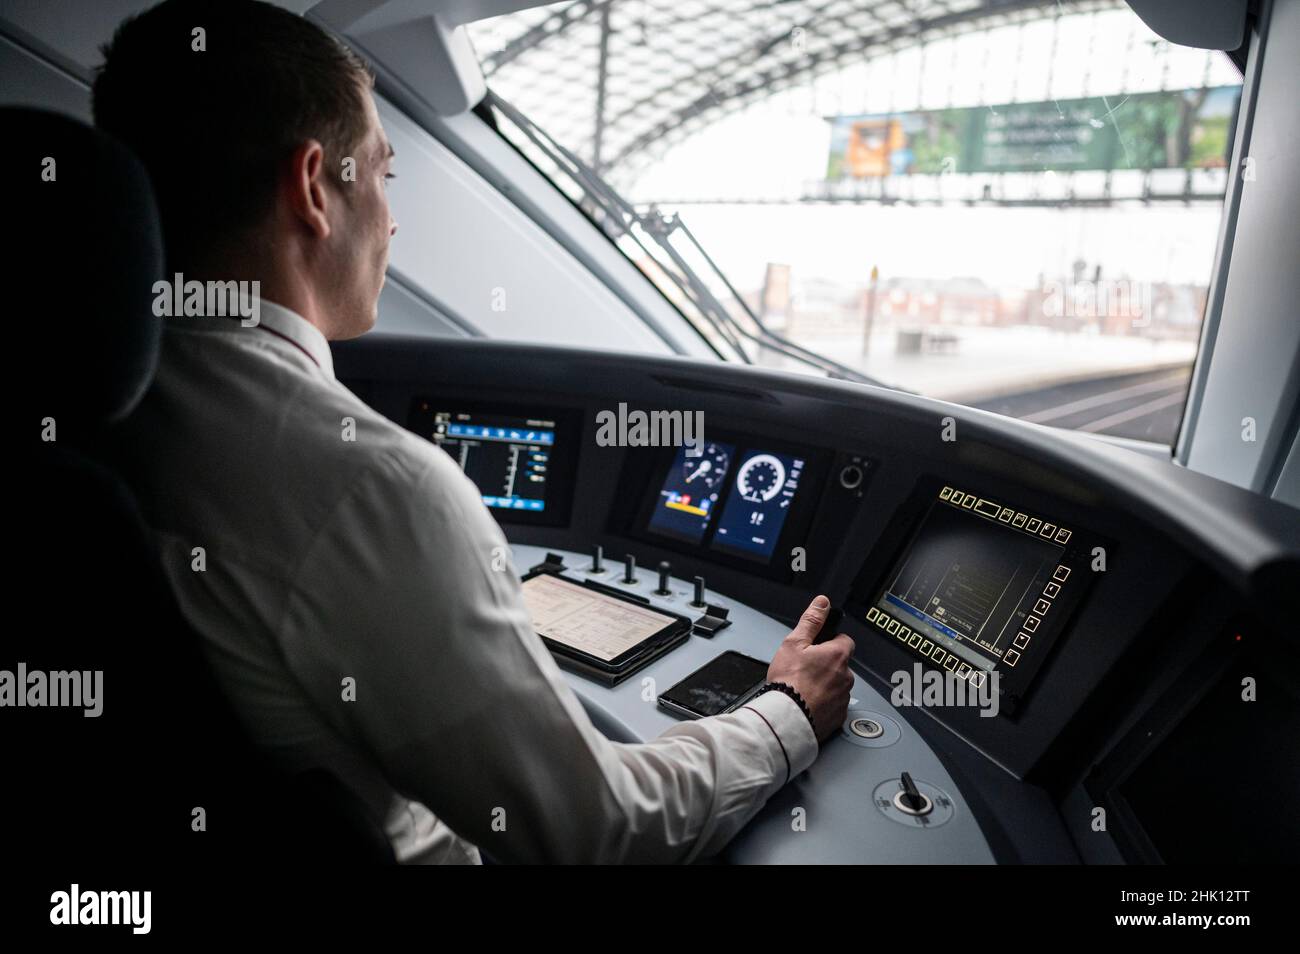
(896, 772), (932, 816)
(655, 561), (672, 596)
(622, 553), (637, 585)
(690, 575), (707, 608)
(811, 606), (844, 645)
(588, 544), (603, 574)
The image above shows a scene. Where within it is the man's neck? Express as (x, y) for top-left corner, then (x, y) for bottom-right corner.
(181, 253), (336, 340)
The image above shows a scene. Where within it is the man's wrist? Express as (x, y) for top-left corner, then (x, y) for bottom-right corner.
(753, 681), (816, 739)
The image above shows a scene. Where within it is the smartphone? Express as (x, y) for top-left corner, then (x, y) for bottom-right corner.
(657, 651), (770, 720)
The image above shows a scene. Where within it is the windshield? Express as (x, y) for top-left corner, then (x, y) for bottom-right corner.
(467, 1), (1243, 445)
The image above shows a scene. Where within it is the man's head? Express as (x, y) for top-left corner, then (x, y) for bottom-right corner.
(93, 0), (397, 338)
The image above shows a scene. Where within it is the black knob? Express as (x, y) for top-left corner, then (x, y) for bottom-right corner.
(588, 544), (603, 574)
(691, 575), (707, 608)
(655, 561), (672, 595)
(622, 554), (637, 584)
(898, 772), (929, 814)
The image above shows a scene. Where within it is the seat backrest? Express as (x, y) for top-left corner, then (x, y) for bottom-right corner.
(4, 107), (393, 865)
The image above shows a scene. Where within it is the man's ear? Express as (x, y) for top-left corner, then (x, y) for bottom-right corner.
(284, 140), (330, 240)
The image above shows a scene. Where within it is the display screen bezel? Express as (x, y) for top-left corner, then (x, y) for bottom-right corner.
(846, 476), (1101, 715)
(622, 430), (832, 583)
(407, 397), (581, 527)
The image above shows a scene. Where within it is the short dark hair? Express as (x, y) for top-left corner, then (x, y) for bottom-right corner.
(93, 0), (373, 270)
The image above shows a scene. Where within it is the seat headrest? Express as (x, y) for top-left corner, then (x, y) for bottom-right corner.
(5, 107), (164, 433)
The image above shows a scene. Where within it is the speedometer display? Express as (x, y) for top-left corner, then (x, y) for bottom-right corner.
(711, 449), (805, 561)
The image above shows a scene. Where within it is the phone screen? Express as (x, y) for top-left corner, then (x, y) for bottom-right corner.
(659, 651), (769, 718)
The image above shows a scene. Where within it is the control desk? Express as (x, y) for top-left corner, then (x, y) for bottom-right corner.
(509, 543), (996, 864)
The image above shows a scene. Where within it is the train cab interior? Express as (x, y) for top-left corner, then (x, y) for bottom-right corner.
(3, 0), (1298, 880)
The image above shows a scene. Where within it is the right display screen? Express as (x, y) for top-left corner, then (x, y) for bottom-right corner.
(710, 449), (807, 562)
(863, 484), (1088, 702)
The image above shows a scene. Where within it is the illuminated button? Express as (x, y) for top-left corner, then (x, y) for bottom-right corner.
(908, 633), (922, 648)
(940, 486), (954, 500)
(1053, 565), (1071, 581)
(1044, 582), (1060, 598)
(931, 645), (947, 661)
(975, 499), (1000, 518)
(1034, 599), (1051, 615)
(956, 663), (971, 678)
(1012, 513), (1028, 527)
(962, 493), (977, 508)
(942, 655), (957, 671)
(999, 507), (1014, 522)
(866, 607), (879, 622)
(920, 640), (933, 654)
(1026, 518), (1041, 532)
(970, 672), (986, 688)
(1040, 523), (1057, 538)
(1055, 528), (1072, 544)
(887, 619), (900, 634)
(1024, 615), (1040, 632)
(1013, 632), (1030, 649)
(876, 614), (889, 628)
(1004, 650), (1021, 667)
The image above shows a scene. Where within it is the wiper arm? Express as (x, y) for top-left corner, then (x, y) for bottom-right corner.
(488, 92), (894, 388)
(489, 93), (749, 360)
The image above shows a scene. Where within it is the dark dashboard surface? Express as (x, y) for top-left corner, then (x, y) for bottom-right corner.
(335, 334), (1300, 864)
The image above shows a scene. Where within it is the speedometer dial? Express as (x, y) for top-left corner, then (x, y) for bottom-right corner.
(735, 453), (786, 503)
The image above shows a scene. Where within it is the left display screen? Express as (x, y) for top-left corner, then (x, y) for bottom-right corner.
(647, 441), (736, 545)
(409, 401), (576, 525)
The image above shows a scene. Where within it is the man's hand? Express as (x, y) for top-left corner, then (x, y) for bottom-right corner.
(766, 595), (854, 742)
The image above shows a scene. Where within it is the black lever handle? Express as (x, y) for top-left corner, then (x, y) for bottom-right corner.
(812, 606), (844, 645)
(655, 561), (672, 596)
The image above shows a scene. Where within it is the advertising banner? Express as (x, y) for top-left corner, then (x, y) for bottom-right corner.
(826, 86), (1239, 178)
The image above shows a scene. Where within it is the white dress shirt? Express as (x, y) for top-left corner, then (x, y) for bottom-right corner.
(114, 300), (819, 863)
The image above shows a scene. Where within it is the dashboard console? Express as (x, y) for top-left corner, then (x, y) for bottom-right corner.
(339, 335), (1300, 864)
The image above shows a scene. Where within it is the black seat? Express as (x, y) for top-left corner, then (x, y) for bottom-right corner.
(4, 107), (394, 865)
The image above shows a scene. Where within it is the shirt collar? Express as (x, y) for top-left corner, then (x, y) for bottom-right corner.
(254, 300), (335, 380)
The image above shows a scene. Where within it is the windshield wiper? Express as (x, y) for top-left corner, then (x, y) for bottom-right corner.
(487, 92), (892, 388)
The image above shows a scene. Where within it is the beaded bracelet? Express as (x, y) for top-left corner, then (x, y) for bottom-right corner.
(754, 681), (816, 738)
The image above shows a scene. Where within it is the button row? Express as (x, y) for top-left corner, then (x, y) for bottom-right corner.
(866, 607), (988, 688)
(938, 486), (1073, 544)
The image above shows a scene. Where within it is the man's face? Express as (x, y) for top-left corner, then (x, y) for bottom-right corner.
(325, 88), (398, 340)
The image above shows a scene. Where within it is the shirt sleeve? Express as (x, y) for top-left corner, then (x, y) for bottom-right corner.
(275, 444), (819, 863)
